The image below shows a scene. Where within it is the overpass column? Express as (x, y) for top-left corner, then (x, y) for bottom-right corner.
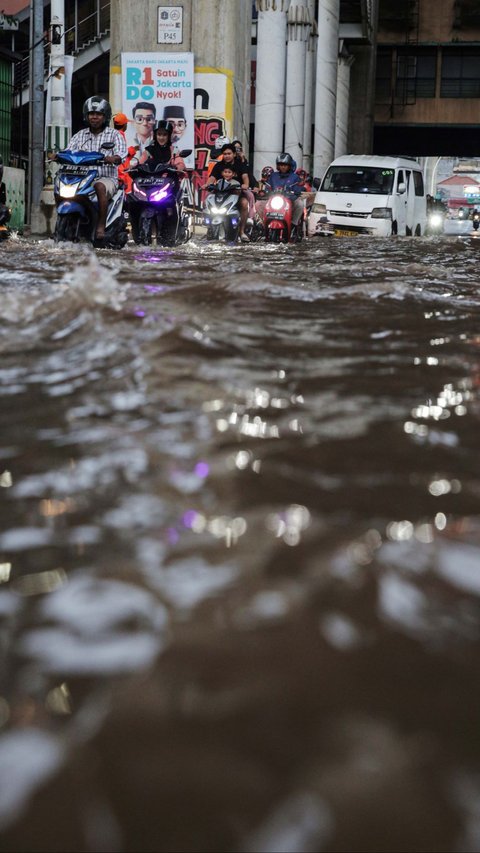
(302, 0), (317, 173)
(334, 49), (354, 158)
(284, 0), (310, 166)
(254, 0), (291, 176)
(313, 0), (340, 179)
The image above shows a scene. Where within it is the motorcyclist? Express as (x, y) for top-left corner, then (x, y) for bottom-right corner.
(49, 96), (127, 243)
(205, 143), (250, 241)
(134, 121), (185, 171)
(255, 153), (304, 240)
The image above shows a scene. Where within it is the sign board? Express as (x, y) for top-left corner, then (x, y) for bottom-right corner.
(0, 13), (19, 30)
(121, 51), (194, 168)
(157, 6), (183, 44)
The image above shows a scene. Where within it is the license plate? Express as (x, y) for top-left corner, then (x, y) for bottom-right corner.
(334, 229), (359, 237)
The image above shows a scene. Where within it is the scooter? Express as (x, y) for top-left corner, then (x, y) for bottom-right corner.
(263, 188), (302, 243)
(472, 210), (480, 231)
(426, 210), (445, 235)
(203, 180), (264, 243)
(0, 203), (11, 240)
(53, 146), (128, 248)
(127, 154), (192, 246)
(203, 178), (242, 242)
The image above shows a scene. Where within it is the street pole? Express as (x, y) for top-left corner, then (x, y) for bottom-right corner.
(42, 0), (68, 233)
(46, 0), (68, 154)
(28, 0), (45, 233)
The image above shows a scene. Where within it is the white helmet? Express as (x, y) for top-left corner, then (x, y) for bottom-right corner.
(214, 135), (231, 151)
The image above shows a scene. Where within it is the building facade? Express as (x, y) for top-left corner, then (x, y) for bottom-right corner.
(375, 0), (480, 155)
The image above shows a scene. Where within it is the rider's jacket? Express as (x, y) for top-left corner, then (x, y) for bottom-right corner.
(267, 171), (302, 196)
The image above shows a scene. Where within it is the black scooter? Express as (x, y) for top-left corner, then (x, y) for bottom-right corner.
(127, 152), (192, 246)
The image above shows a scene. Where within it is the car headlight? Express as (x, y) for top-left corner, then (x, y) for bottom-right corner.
(371, 207), (392, 219)
(311, 203), (327, 214)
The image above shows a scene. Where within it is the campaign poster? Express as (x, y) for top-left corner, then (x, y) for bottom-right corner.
(192, 68), (234, 208)
(121, 52), (195, 169)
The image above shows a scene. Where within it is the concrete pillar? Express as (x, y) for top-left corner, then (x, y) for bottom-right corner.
(109, 1), (251, 148)
(28, 0), (45, 233)
(192, 0), (251, 145)
(348, 0), (380, 154)
(302, 0), (317, 173)
(254, 0), (290, 176)
(313, 0), (340, 180)
(334, 50), (354, 158)
(284, 0), (310, 167)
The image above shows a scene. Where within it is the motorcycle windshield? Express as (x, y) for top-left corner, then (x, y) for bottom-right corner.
(56, 150), (104, 165)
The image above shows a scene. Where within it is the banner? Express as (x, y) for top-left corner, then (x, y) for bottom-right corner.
(121, 52), (195, 169)
(193, 68), (234, 209)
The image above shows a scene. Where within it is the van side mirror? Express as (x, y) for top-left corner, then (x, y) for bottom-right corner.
(312, 177), (321, 190)
(397, 182), (406, 194)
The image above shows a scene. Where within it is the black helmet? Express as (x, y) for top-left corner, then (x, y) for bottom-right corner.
(83, 96), (112, 124)
(153, 120), (173, 142)
(276, 152), (295, 169)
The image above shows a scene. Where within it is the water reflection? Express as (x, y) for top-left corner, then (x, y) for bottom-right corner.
(1, 235), (480, 851)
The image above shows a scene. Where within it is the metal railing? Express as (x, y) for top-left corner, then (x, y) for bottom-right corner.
(13, 1), (110, 92)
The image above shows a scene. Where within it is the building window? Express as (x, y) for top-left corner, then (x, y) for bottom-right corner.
(375, 48), (393, 104)
(441, 48), (480, 97)
(396, 49), (436, 100)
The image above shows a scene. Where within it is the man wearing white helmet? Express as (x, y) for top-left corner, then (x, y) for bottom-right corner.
(49, 96), (127, 243)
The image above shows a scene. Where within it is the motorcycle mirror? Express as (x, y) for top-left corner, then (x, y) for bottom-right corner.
(101, 142), (115, 150)
(178, 149), (192, 158)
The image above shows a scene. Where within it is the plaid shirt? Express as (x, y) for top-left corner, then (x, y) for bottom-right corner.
(68, 127), (128, 185)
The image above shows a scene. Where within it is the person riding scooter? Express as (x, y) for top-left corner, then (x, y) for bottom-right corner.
(255, 153), (304, 240)
(49, 96), (127, 243)
(133, 120), (185, 171)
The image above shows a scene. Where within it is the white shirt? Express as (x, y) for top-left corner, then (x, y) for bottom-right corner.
(68, 126), (127, 185)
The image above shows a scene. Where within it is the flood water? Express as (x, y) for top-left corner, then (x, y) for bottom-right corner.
(1, 232), (480, 852)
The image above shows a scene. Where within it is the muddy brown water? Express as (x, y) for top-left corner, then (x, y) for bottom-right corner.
(1, 233), (480, 852)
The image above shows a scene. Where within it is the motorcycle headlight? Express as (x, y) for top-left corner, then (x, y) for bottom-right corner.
(429, 213), (443, 227)
(211, 206), (227, 214)
(133, 183), (147, 199)
(59, 182), (80, 198)
(371, 207), (392, 219)
(270, 195), (287, 211)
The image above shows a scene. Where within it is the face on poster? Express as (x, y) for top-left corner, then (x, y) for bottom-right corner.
(121, 52), (195, 168)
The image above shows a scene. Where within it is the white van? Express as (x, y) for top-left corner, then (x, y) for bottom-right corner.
(307, 155), (427, 238)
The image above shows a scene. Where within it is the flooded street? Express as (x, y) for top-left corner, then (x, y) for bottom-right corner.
(1, 232), (480, 852)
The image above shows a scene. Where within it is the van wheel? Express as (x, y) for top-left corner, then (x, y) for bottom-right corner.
(391, 221), (398, 235)
(415, 224), (422, 237)
(406, 226), (412, 236)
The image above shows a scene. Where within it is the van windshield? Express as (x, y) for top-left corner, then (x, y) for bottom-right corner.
(322, 166), (395, 195)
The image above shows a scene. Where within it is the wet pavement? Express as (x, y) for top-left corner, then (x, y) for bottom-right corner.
(1, 232), (480, 851)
